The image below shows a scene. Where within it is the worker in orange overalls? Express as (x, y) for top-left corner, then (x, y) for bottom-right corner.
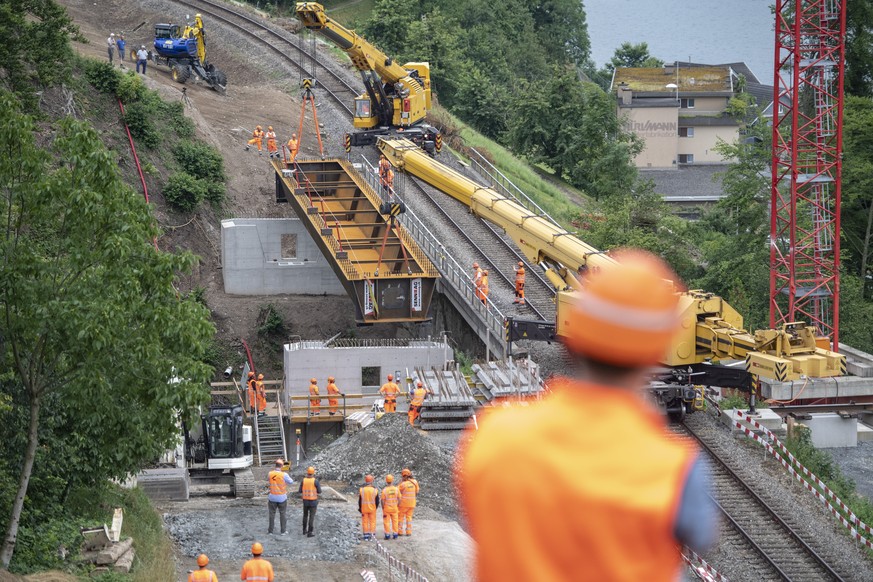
(358, 474), (380, 540)
(379, 373), (399, 413)
(457, 249), (718, 581)
(407, 380), (428, 427)
(326, 376), (341, 416)
(397, 468), (419, 536)
(265, 126), (278, 159)
(245, 125), (265, 155)
(513, 261), (526, 304)
(380, 474), (401, 540)
(477, 270), (490, 306)
(308, 377), (322, 416)
(287, 133), (299, 163)
(246, 371), (257, 415)
(256, 373), (267, 416)
(241, 542), (274, 582)
(188, 554), (217, 582)
(380, 167), (394, 196)
(472, 262), (483, 297)
(378, 154), (391, 181)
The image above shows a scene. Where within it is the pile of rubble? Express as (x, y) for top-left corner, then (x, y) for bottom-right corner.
(298, 414), (460, 519)
(79, 521), (135, 575)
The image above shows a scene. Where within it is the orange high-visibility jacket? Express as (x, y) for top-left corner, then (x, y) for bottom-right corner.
(515, 267), (525, 284)
(268, 470), (287, 496)
(287, 138), (299, 152)
(381, 485), (400, 512)
(379, 381), (399, 400)
(241, 557), (274, 582)
(398, 479), (418, 508)
(251, 129), (264, 140)
(188, 569), (217, 582)
(410, 387), (426, 407)
(302, 477), (318, 501)
(458, 378), (697, 582)
(359, 485), (378, 513)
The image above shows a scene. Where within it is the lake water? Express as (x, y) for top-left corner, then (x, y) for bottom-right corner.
(586, 0), (776, 83)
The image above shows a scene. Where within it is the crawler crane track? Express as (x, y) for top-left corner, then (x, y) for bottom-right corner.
(170, 0), (358, 115)
(403, 176), (555, 322)
(677, 416), (844, 581)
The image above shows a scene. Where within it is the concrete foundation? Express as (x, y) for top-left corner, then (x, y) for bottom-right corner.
(221, 218), (345, 295)
(723, 408), (783, 434)
(858, 422), (873, 443)
(759, 375), (873, 401)
(804, 413), (858, 448)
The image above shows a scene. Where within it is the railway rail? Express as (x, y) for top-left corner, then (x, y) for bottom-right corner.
(678, 415), (845, 582)
(170, 0), (358, 115)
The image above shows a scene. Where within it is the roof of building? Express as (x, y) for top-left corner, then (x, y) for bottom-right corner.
(640, 165), (727, 199)
(674, 61), (762, 84)
(614, 66), (731, 93)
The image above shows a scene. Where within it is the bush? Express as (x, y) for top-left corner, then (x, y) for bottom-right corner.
(257, 304), (286, 337)
(157, 100), (195, 138)
(123, 101), (161, 148)
(116, 70), (147, 103)
(85, 60), (121, 94)
(162, 171), (207, 211)
(172, 141), (225, 182)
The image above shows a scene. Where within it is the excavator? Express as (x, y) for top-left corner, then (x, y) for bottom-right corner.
(153, 14), (227, 94)
(295, 2), (440, 154)
(378, 138), (847, 420)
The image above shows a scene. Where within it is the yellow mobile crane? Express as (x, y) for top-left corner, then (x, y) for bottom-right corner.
(378, 138), (846, 416)
(295, 2), (440, 153)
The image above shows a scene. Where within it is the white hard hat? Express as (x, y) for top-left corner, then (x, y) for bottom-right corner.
(110, 33), (115, 36)
(141, 45), (146, 49)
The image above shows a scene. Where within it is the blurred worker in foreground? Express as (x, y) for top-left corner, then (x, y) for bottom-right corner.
(299, 466), (321, 537)
(267, 458), (294, 536)
(381, 474), (401, 539)
(308, 377), (322, 416)
(256, 373), (267, 416)
(457, 249), (718, 581)
(188, 554), (217, 582)
(358, 474), (380, 540)
(379, 373), (399, 413)
(407, 380), (428, 427)
(265, 126), (278, 159)
(245, 125), (264, 154)
(397, 468), (419, 536)
(287, 133), (299, 163)
(241, 542), (273, 582)
(326, 376), (341, 415)
(246, 371), (257, 415)
(513, 261), (526, 305)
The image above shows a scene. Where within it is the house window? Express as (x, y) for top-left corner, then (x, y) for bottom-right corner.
(678, 154), (694, 164)
(281, 234), (297, 260)
(680, 98), (695, 109)
(679, 127), (694, 138)
(361, 366), (381, 387)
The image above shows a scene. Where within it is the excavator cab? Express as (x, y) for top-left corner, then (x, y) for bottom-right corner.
(185, 405), (252, 470)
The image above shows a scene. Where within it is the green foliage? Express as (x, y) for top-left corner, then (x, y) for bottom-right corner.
(123, 101), (161, 148)
(8, 517), (80, 573)
(607, 42), (664, 71)
(116, 70), (147, 103)
(725, 92), (756, 118)
(0, 0), (80, 112)
(162, 171), (208, 211)
(846, 0), (873, 97)
(838, 273), (873, 352)
(841, 96), (873, 281)
(172, 141), (226, 204)
(258, 304), (286, 338)
(454, 349), (473, 376)
(718, 393), (748, 410)
(85, 59), (122, 95)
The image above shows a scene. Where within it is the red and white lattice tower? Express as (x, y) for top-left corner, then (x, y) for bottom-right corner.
(770, 0), (846, 350)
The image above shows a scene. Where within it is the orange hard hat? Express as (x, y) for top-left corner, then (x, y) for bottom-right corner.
(365, 474), (374, 483)
(518, 261), (523, 267)
(416, 381), (423, 387)
(561, 249), (680, 367)
(258, 373), (264, 380)
(248, 371), (255, 378)
(328, 376), (335, 382)
(387, 374), (393, 381)
(256, 125), (262, 130)
(310, 378), (317, 384)
(251, 542), (263, 555)
(401, 468), (411, 477)
(307, 466), (315, 475)
(473, 262), (479, 269)
(386, 474), (394, 483)
(197, 554), (209, 567)
(268, 125), (273, 130)
(292, 133), (297, 138)
(483, 270), (488, 275)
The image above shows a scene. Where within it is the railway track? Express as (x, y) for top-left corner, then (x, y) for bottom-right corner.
(678, 415), (845, 581)
(402, 175), (556, 322)
(169, 0), (358, 115)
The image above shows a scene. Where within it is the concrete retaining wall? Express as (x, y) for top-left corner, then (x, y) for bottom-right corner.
(221, 218), (345, 295)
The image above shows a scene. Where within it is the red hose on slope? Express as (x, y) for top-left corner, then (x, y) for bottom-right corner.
(117, 98), (158, 250)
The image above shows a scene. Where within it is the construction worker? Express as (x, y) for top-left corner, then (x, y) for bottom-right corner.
(477, 270), (490, 306)
(378, 154), (391, 181)
(107, 33), (115, 63)
(246, 371), (257, 415)
(256, 373), (267, 416)
(188, 554), (217, 582)
(358, 474), (380, 540)
(379, 373), (399, 413)
(380, 474), (401, 540)
(326, 376), (341, 415)
(267, 458), (294, 536)
(457, 249), (718, 581)
(265, 126), (278, 159)
(407, 381), (428, 426)
(380, 167), (394, 195)
(245, 125), (265, 154)
(287, 133), (299, 163)
(513, 261), (526, 304)
(397, 468), (419, 536)
(308, 377), (322, 416)
(299, 466), (321, 537)
(472, 262), (483, 297)
(241, 542), (274, 582)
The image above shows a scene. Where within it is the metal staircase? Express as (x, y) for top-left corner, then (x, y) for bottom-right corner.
(255, 413), (286, 466)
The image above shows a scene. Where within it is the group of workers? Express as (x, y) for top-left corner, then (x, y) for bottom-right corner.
(358, 468), (419, 540)
(379, 374), (431, 426)
(307, 376), (343, 416)
(106, 32), (150, 74)
(471, 260), (526, 306)
(188, 542), (274, 582)
(246, 371), (267, 417)
(245, 126), (299, 161)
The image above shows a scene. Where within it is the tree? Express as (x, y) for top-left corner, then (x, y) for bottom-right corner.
(0, 0), (81, 112)
(0, 92), (214, 567)
(846, 0), (873, 97)
(526, 0), (590, 64)
(360, 0), (421, 58)
(841, 95), (873, 286)
(607, 42), (664, 72)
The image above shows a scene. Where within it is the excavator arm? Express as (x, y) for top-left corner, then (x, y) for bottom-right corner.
(183, 14), (208, 66)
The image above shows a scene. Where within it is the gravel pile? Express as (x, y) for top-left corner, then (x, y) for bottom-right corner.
(685, 410), (873, 580)
(164, 503), (359, 562)
(297, 414), (459, 519)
